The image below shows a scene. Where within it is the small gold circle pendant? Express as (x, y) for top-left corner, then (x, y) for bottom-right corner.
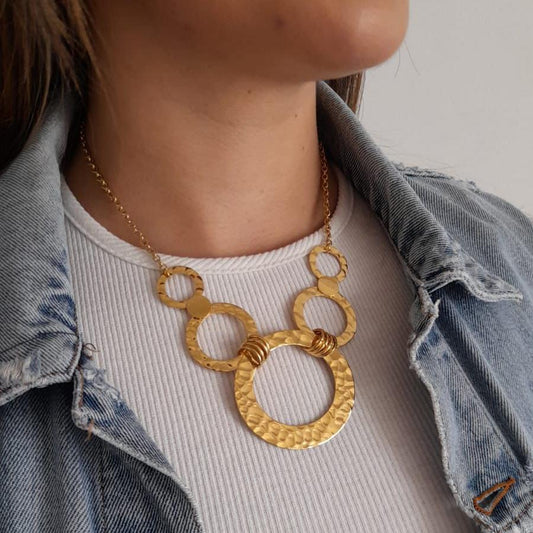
(234, 329), (355, 449)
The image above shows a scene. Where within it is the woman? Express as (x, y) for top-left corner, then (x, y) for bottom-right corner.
(1, 1), (532, 532)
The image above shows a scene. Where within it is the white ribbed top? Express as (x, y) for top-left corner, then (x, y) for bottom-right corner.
(60, 162), (478, 533)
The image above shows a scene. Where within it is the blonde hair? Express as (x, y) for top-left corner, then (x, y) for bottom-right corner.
(0, 0), (365, 171)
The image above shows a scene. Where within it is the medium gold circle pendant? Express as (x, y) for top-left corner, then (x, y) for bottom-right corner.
(234, 329), (355, 449)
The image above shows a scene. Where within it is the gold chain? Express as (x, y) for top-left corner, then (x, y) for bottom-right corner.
(78, 122), (333, 271)
(319, 140), (333, 252)
(78, 124), (168, 272)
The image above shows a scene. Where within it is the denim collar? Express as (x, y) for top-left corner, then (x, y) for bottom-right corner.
(0, 80), (522, 404)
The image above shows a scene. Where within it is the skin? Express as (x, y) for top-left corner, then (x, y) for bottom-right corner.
(64, 0), (409, 259)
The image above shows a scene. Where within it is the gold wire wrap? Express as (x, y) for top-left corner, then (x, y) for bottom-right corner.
(238, 335), (271, 367)
(308, 328), (339, 358)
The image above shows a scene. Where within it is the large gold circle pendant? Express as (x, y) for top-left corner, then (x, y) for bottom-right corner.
(234, 329), (355, 449)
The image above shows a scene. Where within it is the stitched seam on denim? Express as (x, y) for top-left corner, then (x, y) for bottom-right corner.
(427, 270), (523, 301)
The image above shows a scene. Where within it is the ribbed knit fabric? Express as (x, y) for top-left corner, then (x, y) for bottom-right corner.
(60, 162), (479, 533)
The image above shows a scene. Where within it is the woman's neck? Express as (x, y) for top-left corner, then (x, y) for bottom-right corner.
(63, 6), (337, 259)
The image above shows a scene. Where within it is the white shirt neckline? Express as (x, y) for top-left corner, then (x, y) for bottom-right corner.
(60, 160), (354, 275)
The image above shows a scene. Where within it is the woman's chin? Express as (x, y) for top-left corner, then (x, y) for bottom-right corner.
(297, 4), (409, 80)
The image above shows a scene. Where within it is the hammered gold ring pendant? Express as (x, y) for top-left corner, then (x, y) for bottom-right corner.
(157, 244), (357, 449)
(234, 328), (355, 449)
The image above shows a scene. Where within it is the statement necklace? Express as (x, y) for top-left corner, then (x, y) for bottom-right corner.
(79, 124), (357, 449)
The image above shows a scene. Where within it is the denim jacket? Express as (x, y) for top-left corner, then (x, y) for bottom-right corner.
(1, 80), (533, 533)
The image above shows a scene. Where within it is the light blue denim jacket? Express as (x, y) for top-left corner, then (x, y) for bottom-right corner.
(1, 80), (533, 533)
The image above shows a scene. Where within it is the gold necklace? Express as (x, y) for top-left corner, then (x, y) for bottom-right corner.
(79, 123), (357, 449)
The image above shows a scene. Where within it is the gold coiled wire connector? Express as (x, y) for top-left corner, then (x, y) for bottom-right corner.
(308, 328), (338, 358)
(238, 335), (271, 367)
